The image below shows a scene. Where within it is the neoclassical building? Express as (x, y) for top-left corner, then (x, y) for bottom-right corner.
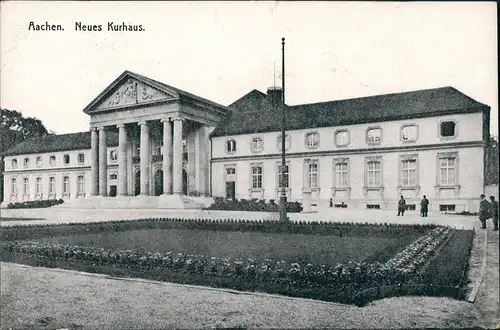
(1, 70), (491, 212)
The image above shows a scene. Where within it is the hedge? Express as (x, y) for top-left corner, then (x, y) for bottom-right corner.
(0, 218), (437, 242)
(6, 199), (64, 209)
(206, 197), (303, 213)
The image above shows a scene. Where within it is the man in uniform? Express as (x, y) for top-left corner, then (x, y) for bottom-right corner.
(478, 194), (490, 229)
(489, 195), (499, 231)
(420, 195), (429, 217)
(397, 196), (406, 216)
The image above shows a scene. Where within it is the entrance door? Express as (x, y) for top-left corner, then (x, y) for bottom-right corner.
(109, 185), (117, 197)
(154, 170), (163, 196)
(134, 171), (140, 196)
(225, 181), (235, 199)
(182, 169), (188, 195)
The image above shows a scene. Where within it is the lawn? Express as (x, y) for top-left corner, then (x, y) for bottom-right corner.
(32, 228), (423, 265)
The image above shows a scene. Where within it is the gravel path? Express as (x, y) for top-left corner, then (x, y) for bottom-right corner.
(0, 262), (484, 330)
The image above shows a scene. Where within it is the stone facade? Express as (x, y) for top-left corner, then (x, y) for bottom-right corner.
(1, 71), (491, 212)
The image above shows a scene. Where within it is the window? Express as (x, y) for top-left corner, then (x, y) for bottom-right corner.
(11, 159), (17, 169)
(335, 162), (349, 188)
(110, 174), (117, 180)
(366, 160), (381, 187)
(110, 150), (118, 161)
(335, 130), (349, 147)
(401, 125), (418, 142)
(251, 137), (263, 152)
(226, 139), (237, 153)
(78, 153), (85, 164)
(406, 204), (416, 211)
(440, 204), (456, 212)
(23, 178), (29, 195)
(11, 178), (17, 195)
(401, 159), (417, 186)
(277, 134), (291, 151)
(36, 156), (42, 167)
(23, 158), (30, 168)
(251, 165), (263, 189)
(63, 176), (70, 194)
(77, 175), (85, 194)
(305, 132), (319, 148)
(439, 157), (456, 185)
(226, 167), (236, 175)
(49, 156), (56, 166)
(367, 204), (380, 209)
(308, 162), (319, 189)
(49, 177), (55, 194)
(277, 164), (289, 189)
(440, 121), (456, 138)
(155, 142), (163, 156)
(35, 177), (42, 195)
(366, 127), (382, 144)
(63, 155), (70, 165)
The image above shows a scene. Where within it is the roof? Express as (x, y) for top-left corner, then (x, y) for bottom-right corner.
(83, 70), (231, 115)
(2, 131), (118, 157)
(210, 86), (489, 137)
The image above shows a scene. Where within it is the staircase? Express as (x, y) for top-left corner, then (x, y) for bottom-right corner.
(52, 195), (214, 210)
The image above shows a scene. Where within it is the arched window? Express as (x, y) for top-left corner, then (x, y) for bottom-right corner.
(11, 159), (17, 169)
(63, 154), (70, 165)
(305, 132), (319, 148)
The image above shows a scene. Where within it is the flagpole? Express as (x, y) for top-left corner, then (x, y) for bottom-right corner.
(279, 37), (288, 222)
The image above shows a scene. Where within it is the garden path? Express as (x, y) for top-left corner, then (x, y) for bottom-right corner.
(1, 207), (475, 229)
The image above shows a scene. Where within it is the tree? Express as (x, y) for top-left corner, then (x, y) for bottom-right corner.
(0, 108), (54, 203)
(485, 135), (499, 185)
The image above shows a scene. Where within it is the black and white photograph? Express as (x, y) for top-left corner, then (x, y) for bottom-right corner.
(0, 1), (498, 329)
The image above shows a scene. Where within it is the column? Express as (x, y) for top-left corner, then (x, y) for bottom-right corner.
(195, 126), (209, 196)
(172, 117), (184, 195)
(98, 127), (108, 197)
(139, 121), (150, 196)
(126, 141), (134, 196)
(117, 124), (128, 196)
(161, 118), (173, 194)
(90, 128), (99, 195)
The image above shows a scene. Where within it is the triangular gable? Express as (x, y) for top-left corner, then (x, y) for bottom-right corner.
(84, 72), (179, 113)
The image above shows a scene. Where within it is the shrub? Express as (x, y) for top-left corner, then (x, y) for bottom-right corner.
(206, 198), (303, 213)
(7, 199), (64, 209)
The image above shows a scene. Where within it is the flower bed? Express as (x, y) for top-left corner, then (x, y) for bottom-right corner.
(6, 199), (64, 209)
(0, 226), (457, 305)
(206, 197), (303, 212)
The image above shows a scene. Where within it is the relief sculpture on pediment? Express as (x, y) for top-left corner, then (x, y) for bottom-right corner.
(107, 79), (138, 107)
(138, 82), (172, 103)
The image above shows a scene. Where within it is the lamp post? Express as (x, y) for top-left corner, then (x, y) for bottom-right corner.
(279, 37), (288, 222)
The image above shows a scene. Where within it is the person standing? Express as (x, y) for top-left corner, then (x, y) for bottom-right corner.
(478, 194), (490, 229)
(489, 196), (499, 231)
(420, 195), (429, 217)
(397, 196), (406, 216)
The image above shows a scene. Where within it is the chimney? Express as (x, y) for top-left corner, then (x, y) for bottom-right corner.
(267, 87), (283, 108)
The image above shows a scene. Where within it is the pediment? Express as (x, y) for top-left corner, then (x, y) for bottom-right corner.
(93, 76), (178, 111)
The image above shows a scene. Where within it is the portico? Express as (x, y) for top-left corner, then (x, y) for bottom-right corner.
(83, 70), (229, 206)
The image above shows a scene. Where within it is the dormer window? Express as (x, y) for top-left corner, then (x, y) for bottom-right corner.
(226, 139), (236, 153)
(305, 132), (319, 148)
(366, 127), (382, 145)
(251, 137), (263, 152)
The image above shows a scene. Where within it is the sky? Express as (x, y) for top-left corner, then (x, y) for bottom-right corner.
(1, 2), (498, 136)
